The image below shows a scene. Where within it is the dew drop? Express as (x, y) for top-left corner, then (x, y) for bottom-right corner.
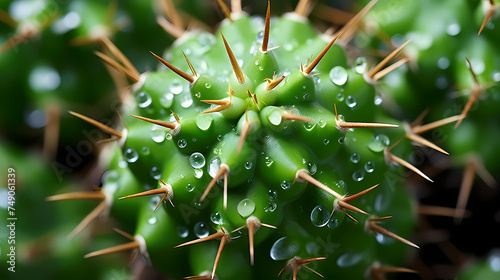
(210, 211), (223, 224)
(189, 152), (206, 168)
(437, 57), (450, 70)
(270, 237), (300, 261)
(327, 218), (339, 229)
(323, 139), (330, 145)
(337, 252), (363, 267)
(194, 168), (203, 178)
(492, 70), (500, 82)
(368, 134), (390, 152)
(268, 189), (278, 200)
(364, 161), (375, 173)
(336, 93), (344, 101)
(25, 109), (46, 128)
(245, 161), (253, 170)
(446, 23), (461, 36)
(352, 170), (365, 182)
(336, 180), (346, 193)
(194, 222), (209, 238)
(265, 202), (277, 212)
(329, 66), (348, 86)
(124, 148), (139, 163)
(141, 146), (150, 155)
(148, 216), (157, 224)
(350, 153), (360, 164)
(165, 133), (173, 140)
(338, 137), (345, 144)
(177, 139), (187, 149)
(177, 226), (189, 238)
(180, 93), (193, 108)
(280, 181), (291, 190)
(208, 157), (221, 178)
(256, 30), (264, 43)
(265, 156), (274, 167)
(29, 66), (61, 91)
(237, 199), (256, 218)
(376, 233), (395, 245)
(160, 93), (174, 108)
(354, 57), (367, 74)
(149, 196), (161, 211)
(151, 125), (166, 143)
(313, 75), (321, 84)
(118, 160), (127, 168)
(169, 80), (183, 94)
(374, 95), (383, 106)
(269, 110), (283, 125)
(303, 122), (315, 131)
(186, 183), (195, 192)
(136, 91), (152, 108)
(346, 95), (357, 108)
(307, 162), (317, 175)
(150, 166), (161, 180)
(310, 205), (330, 227)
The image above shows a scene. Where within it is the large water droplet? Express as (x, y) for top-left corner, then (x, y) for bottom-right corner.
(310, 205), (330, 227)
(177, 139), (187, 149)
(150, 166), (161, 180)
(208, 157), (221, 178)
(196, 114), (213, 130)
(177, 226), (189, 238)
(352, 170), (365, 182)
(194, 222), (209, 238)
(350, 153), (360, 164)
(180, 92), (193, 108)
(237, 199), (256, 217)
(346, 95), (357, 108)
(270, 237), (300, 261)
(354, 57), (367, 74)
(189, 152), (206, 168)
(151, 125), (166, 143)
(368, 134), (390, 152)
(194, 168), (203, 178)
(329, 66), (348, 86)
(337, 253), (363, 268)
(269, 110), (282, 125)
(169, 80), (183, 94)
(364, 161), (375, 173)
(124, 148), (139, 163)
(160, 93), (174, 108)
(210, 211), (223, 224)
(136, 91), (152, 108)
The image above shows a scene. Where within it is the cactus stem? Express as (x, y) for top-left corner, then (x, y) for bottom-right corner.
(295, 170), (343, 199)
(119, 179), (173, 211)
(367, 216), (419, 249)
(68, 200), (108, 240)
(411, 115), (463, 134)
(264, 74), (285, 90)
(69, 111), (123, 139)
(221, 33), (246, 84)
(294, 0), (314, 18)
(157, 16), (184, 38)
(278, 256), (327, 280)
(282, 111), (313, 123)
(130, 114), (178, 130)
(478, 0), (496, 35)
(334, 105), (398, 131)
(200, 164), (229, 209)
(84, 240), (140, 259)
(151, 51), (196, 83)
(183, 51), (198, 78)
(418, 205), (471, 218)
(367, 40), (410, 81)
(455, 57), (483, 128)
(369, 263), (418, 280)
(302, 32), (343, 75)
(237, 112), (259, 153)
(46, 191), (106, 202)
(261, 1), (271, 53)
(384, 142), (433, 182)
(372, 57), (409, 81)
(334, 0), (378, 42)
(216, 0), (233, 22)
(201, 98), (232, 114)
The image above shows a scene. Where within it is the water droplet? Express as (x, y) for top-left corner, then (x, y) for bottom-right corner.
(237, 199), (256, 218)
(148, 216), (157, 224)
(269, 110), (283, 125)
(194, 168), (203, 178)
(118, 160), (127, 168)
(313, 75), (321, 84)
(29, 66), (61, 91)
(196, 114), (213, 130)
(169, 80), (183, 94)
(136, 91), (152, 108)
(368, 134), (390, 152)
(338, 137), (345, 144)
(435, 76), (448, 89)
(488, 249), (500, 271)
(437, 57), (450, 70)
(151, 125), (166, 143)
(327, 218), (339, 228)
(25, 109), (46, 128)
(468, 58), (486, 75)
(194, 222), (209, 238)
(376, 233), (395, 245)
(245, 161), (253, 169)
(186, 184), (195, 192)
(177, 226), (189, 238)
(337, 93), (344, 101)
(268, 189), (277, 200)
(189, 152), (206, 168)
(149, 196), (161, 210)
(210, 211), (223, 224)
(265, 202), (277, 212)
(165, 133), (173, 140)
(446, 23), (461, 36)
(350, 153), (360, 164)
(141, 146), (150, 155)
(336, 180), (346, 193)
(160, 93), (174, 108)
(270, 237), (300, 261)
(364, 161), (375, 173)
(180, 93), (193, 108)
(346, 95), (357, 108)
(265, 156), (274, 167)
(354, 57), (367, 74)
(281, 181), (291, 190)
(310, 205), (330, 227)
(352, 170), (365, 182)
(374, 95), (383, 106)
(102, 170), (119, 194)
(307, 162), (317, 175)
(337, 252), (363, 267)
(204, 83), (211, 89)
(329, 66), (348, 86)
(256, 30), (264, 43)
(208, 157), (221, 178)
(150, 166), (161, 180)
(323, 139), (330, 145)
(124, 148), (139, 163)
(177, 139), (187, 149)
(492, 70), (500, 82)
(303, 122), (315, 131)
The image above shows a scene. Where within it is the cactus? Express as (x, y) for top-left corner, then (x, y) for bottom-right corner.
(2, 0), (500, 279)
